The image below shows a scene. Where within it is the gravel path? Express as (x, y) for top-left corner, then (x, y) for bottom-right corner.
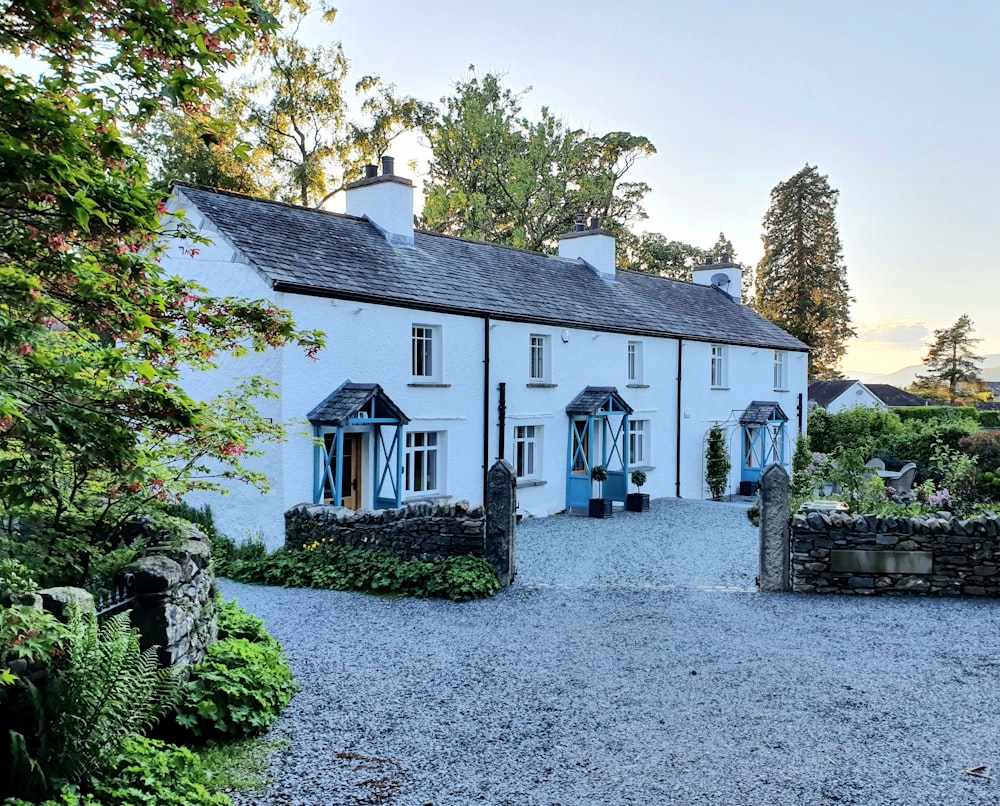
(221, 500), (1000, 805)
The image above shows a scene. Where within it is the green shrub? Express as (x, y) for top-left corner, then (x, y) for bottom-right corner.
(978, 411), (1000, 428)
(173, 637), (296, 741)
(704, 424), (731, 500)
(220, 538), (500, 602)
(0, 560), (38, 596)
(2, 610), (179, 802)
(215, 599), (276, 647)
(808, 407), (902, 455)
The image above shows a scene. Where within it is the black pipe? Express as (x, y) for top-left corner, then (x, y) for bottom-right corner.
(498, 382), (507, 460)
(482, 316), (491, 506)
(797, 392), (803, 433)
(675, 339), (683, 498)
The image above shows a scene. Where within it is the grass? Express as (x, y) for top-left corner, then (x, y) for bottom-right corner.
(196, 737), (290, 795)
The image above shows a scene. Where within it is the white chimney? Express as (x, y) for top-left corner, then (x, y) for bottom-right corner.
(344, 156), (414, 247)
(692, 253), (742, 303)
(557, 217), (616, 282)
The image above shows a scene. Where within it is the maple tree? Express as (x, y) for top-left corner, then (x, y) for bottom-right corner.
(0, 0), (323, 583)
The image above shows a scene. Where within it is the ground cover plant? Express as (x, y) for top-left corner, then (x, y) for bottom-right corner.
(215, 534), (500, 602)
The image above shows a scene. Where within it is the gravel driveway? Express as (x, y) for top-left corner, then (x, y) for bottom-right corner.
(221, 499), (1000, 806)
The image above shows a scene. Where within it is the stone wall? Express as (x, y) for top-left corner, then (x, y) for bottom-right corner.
(791, 510), (1000, 596)
(123, 526), (217, 668)
(286, 499), (487, 561)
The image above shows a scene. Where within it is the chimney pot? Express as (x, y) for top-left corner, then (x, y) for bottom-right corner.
(721, 253), (730, 263)
(575, 216), (586, 232)
(590, 216), (601, 230)
(381, 156), (394, 176)
(364, 164), (378, 179)
(706, 256), (714, 265)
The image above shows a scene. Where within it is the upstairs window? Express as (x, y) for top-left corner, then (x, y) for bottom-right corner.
(412, 324), (442, 381)
(627, 341), (643, 384)
(529, 334), (551, 383)
(711, 344), (727, 388)
(773, 350), (787, 390)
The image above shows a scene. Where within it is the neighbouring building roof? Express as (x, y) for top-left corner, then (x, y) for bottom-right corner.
(172, 184), (809, 351)
(739, 401), (787, 426)
(866, 384), (930, 408)
(307, 381), (409, 426)
(808, 380), (857, 408)
(565, 387), (634, 416)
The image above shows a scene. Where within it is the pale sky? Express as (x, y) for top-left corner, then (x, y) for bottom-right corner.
(310, 0), (1000, 375)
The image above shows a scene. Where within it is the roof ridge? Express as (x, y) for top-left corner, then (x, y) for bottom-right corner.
(170, 181), (370, 225)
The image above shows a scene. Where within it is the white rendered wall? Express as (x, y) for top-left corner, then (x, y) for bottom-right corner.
(344, 181), (414, 245)
(825, 383), (886, 414)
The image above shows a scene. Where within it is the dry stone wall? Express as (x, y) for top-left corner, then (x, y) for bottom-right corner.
(123, 526), (217, 668)
(791, 510), (1000, 596)
(285, 500), (487, 561)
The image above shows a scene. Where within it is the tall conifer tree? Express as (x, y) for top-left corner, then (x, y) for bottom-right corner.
(915, 314), (983, 404)
(753, 165), (855, 379)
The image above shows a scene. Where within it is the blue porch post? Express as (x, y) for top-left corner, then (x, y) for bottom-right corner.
(333, 427), (344, 507)
(312, 425), (322, 503)
(395, 425), (404, 507)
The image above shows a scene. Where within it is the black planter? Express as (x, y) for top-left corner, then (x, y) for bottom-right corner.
(588, 498), (613, 518)
(625, 492), (649, 512)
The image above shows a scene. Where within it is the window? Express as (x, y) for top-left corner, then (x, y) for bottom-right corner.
(629, 419), (649, 465)
(529, 334), (551, 383)
(571, 420), (589, 475)
(711, 344), (727, 388)
(405, 431), (441, 494)
(773, 350), (787, 390)
(412, 326), (433, 378)
(627, 341), (643, 384)
(514, 425), (540, 480)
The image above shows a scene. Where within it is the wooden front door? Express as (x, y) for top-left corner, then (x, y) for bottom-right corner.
(323, 432), (363, 509)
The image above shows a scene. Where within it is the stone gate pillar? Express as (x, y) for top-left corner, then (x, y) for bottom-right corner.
(758, 463), (790, 592)
(485, 459), (516, 586)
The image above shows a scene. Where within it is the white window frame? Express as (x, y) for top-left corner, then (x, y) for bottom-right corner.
(628, 419), (649, 466)
(773, 350), (787, 391)
(404, 431), (443, 495)
(411, 324), (442, 382)
(627, 341), (643, 384)
(514, 424), (541, 480)
(529, 334), (551, 383)
(711, 344), (727, 389)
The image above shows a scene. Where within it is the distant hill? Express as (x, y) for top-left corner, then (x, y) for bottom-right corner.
(846, 353), (1000, 388)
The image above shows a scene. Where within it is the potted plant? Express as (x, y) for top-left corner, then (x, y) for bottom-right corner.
(626, 469), (649, 512)
(588, 465), (613, 518)
(705, 423), (731, 501)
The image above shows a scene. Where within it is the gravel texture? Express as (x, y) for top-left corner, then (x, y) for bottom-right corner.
(221, 499), (1000, 806)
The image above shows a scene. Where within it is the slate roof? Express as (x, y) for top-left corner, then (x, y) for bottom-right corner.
(307, 382), (409, 426)
(866, 384), (930, 408)
(565, 387), (634, 416)
(739, 401), (787, 426)
(808, 380), (856, 408)
(173, 184), (808, 351)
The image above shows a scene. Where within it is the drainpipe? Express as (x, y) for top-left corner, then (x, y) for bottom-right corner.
(675, 339), (683, 498)
(498, 382), (507, 460)
(482, 316), (491, 506)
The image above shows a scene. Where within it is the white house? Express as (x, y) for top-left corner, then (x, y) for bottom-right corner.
(163, 158), (809, 548)
(808, 380), (886, 414)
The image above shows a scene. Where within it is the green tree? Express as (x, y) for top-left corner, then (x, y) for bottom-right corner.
(753, 164), (855, 379)
(705, 424), (731, 500)
(914, 314), (983, 405)
(627, 232), (704, 280)
(422, 69), (655, 253)
(0, 0), (323, 583)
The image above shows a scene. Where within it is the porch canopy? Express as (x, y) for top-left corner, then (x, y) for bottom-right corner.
(307, 381), (409, 509)
(565, 386), (633, 511)
(739, 400), (788, 489)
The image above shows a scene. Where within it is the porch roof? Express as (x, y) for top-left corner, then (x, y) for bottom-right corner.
(739, 401), (787, 426)
(565, 386), (634, 416)
(307, 381), (410, 427)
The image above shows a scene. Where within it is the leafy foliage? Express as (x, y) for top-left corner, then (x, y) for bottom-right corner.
(215, 599), (274, 647)
(630, 469), (647, 492)
(807, 407), (902, 456)
(422, 69), (654, 255)
(753, 164), (855, 379)
(913, 314), (984, 405)
(0, 0), (324, 588)
(2, 610), (178, 801)
(705, 425), (731, 500)
(218, 536), (500, 602)
(173, 637), (295, 741)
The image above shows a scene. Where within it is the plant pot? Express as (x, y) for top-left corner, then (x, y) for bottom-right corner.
(588, 498), (613, 518)
(626, 493), (649, 512)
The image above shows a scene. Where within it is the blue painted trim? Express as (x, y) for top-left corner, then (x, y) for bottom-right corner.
(334, 428), (344, 507)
